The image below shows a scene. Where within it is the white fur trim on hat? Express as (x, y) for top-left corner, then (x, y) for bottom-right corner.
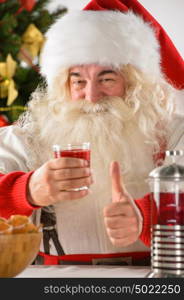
(40, 10), (161, 87)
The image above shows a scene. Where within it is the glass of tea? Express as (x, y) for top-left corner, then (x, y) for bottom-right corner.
(52, 142), (90, 191)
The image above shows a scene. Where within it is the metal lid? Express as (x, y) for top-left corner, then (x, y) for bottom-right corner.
(149, 150), (184, 181)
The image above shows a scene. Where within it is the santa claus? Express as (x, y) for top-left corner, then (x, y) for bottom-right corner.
(0, 0), (183, 265)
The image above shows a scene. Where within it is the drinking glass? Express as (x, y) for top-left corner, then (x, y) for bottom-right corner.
(53, 142), (90, 191)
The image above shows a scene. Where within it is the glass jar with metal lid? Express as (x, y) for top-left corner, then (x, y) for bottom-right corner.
(147, 150), (184, 278)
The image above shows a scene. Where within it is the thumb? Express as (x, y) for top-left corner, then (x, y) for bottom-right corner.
(110, 161), (127, 203)
(110, 161), (143, 234)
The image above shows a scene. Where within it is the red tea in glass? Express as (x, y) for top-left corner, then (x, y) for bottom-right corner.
(53, 143), (90, 166)
(151, 192), (184, 225)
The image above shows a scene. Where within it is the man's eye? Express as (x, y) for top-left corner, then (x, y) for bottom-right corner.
(100, 78), (115, 82)
(73, 80), (85, 85)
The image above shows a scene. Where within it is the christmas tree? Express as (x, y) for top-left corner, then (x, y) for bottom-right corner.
(0, 0), (67, 125)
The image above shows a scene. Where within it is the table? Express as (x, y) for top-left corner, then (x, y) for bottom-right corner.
(16, 265), (150, 278)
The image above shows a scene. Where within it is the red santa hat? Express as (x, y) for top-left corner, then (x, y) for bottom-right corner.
(40, 0), (184, 91)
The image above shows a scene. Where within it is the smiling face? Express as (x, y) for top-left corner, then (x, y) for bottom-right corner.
(69, 64), (126, 103)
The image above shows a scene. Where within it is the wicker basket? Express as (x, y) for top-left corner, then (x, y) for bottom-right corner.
(0, 232), (42, 278)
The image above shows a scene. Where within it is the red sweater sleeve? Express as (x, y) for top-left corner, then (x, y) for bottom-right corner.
(135, 194), (151, 247)
(0, 171), (39, 219)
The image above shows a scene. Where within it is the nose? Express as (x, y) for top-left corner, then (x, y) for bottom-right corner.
(85, 82), (104, 103)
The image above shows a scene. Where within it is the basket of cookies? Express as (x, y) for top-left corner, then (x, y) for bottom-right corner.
(0, 215), (42, 278)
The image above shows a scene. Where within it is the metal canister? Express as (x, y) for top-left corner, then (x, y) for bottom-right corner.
(147, 150), (184, 277)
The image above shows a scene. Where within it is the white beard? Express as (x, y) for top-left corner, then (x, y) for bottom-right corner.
(28, 96), (157, 198)
(25, 96), (159, 254)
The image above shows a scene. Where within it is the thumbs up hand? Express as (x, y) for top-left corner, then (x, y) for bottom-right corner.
(103, 161), (142, 247)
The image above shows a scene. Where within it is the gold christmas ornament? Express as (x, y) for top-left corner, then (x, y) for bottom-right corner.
(0, 54), (18, 105)
(19, 23), (44, 64)
(7, 80), (18, 106)
(0, 79), (10, 99)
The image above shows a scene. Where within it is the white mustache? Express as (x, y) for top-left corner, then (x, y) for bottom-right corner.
(64, 96), (125, 115)
(82, 103), (109, 113)
(72, 99), (109, 113)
